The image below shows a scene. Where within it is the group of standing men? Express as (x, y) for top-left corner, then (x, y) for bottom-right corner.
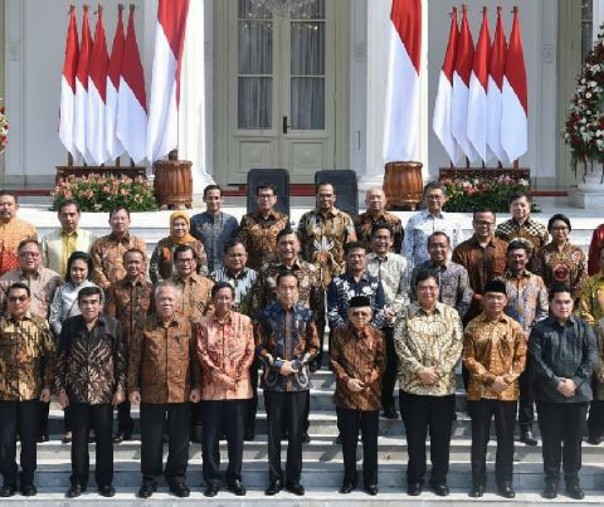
(0, 180), (603, 500)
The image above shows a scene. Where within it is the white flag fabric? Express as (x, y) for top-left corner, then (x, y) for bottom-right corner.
(106, 5), (125, 161)
(487, 7), (508, 164)
(74, 7), (94, 165)
(59, 6), (79, 158)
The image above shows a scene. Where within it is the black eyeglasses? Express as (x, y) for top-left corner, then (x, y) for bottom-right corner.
(8, 296), (27, 302)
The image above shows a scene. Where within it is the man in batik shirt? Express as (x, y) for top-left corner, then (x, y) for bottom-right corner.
(298, 182), (356, 289)
(411, 231), (473, 319)
(105, 248), (154, 444)
(402, 182), (464, 270)
(0, 191), (37, 277)
(91, 207), (146, 289)
(237, 183), (289, 270)
(463, 280), (526, 499)
(171, 245), (214, 322)
(502, 240), (548, 447)
(256, 272), (320, 497)
(190, 185), (239, 273)
(354, 187), (402, 253)
(366, 223), (408, 419)
(0, 283), (54, 497)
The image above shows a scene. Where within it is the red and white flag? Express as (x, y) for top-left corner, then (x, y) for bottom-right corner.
(433, 7), (460, 164)
(383, 0), (422, 163)
(487, 6), (507, 163)
(451, 5), (477, 163)
(106, 4), (125, 161)
(74, 6), (93, 164)
(467, 8), (491, 164)
(87, 6), (110, 165)
(501, 7), (528, 162)
(58, 5), (79, 158)
(147, 0), (190, 162)
(116, 5), (148, 164)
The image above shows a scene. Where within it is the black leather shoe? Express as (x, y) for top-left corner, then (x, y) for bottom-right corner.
(66, 483), (85, 498)
(286, 482), (305, 496)
(334, 435), (341, 445)
(520, 428), (538, 446)
(170, 482), (190, 498)
(21, 484), (37, 497)
(112, 432), (124, 444)
(566, 483), (585, 500)
(498, 483), (515, 498)
(265, 479), (282, 496)
(383, 407), (398, 419)
(62, 433), (72, 444)
(542, 482), (558, 499)
(244, 428), (255, 441)
(365, 484), (378, 496)
(0, 485), (16, 497)
(99, 485), (115, 498)
(587, 434), (602, 445)
(37, 433), (49, 443)
(204, 483), (220, 497)
(302, 432), (311, 444)
(430, 482), (449, 497)
(228, 479), (246, 496)
(339, 481), (356, 494)
(469, 483), (484, 498)
(407, 482), (422, 496)
(138, 483), (157, 499)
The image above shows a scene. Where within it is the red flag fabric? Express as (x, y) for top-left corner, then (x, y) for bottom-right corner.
(116, 6), (148, 163)
(74, 6), (93, 164)
(501, 6), (528, 161)
(383, 0), (422, 162)
(106, 4), (125, 160)
(87, 6), (110, 165)
(487, 6), (508, 163)
(433, 7), (461, 164)
(59, 5), (79, 157)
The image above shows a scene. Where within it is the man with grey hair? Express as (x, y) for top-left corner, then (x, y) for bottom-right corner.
(354, 187), (402, 253)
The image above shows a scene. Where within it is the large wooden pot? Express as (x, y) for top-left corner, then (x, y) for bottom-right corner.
(383, 161), (423, 211)
(154, 159), (193, 209)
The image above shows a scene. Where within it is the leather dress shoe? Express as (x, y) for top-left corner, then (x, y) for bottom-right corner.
(520, 428), (538, 446)
(339, 481), (356, 494)
(228, 479), (246, 496)
(244, 428), (255, 441)
(66, 483), (86, 498)
(542, 482), (558, 499)
(21, 484), (37, 497)
(566, 483), (585, 500)
(469, 483), (484, 498)
(112, 432), (131, 444)
(37, 433), (49, 443)
(265, 479), (282, 496)
(286, 482), (305, 496)
(62, 433), (72, 444)
(334, 435), (341, 445)
(430, 482), (449, 497)
(99, 485), (115, 497)
(383, 407), (398, 419)
(170, 482), (190, 498)
(302, 432), (311, 443)
(407, 482), (422, 496)
(365, 484), (378, 496)
(204, 483), (220, 497)
(587, 434), (602, 445)
(498, 483), (515, 498)
(138, 483), (157, 499)
(0, 485), (16, 497)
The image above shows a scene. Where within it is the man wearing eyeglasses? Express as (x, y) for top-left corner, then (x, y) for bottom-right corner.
(0, 283), (55, 497)
(237, 183), (289, 271)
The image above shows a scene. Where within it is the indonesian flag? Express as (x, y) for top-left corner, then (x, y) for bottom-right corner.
(147, 0), (190, 162)
(383, 0), (422, 163)
(433, 7), (461, 165)
(501, 7), (528, 162)
(74, 6), (93, 164)
(106, 4), (125, 161)
(86, 6), (110, 165)
(58, 5), (79, 158)
(451, 5), (477, 163)
(467, 8), (491, 164)
(116, 6), (148, 164)
(487, 7), (508, 163)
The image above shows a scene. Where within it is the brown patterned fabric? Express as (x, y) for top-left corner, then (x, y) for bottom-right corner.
(534, 242), (588, 301)
(55, 315), (126, 405)
(149, 236), (208, 284)
(592, 318), (604, 400)
(331, 323), (385, 411)
(353, 211), (403, 254)
(463, 312), (526, 401)
(297, 207), (357, 288)
(237, 210), (289, 271)
(0, 217), (37, 276)
(91, 232), (147, 289)
(196, 310), (255, 400)
(0, 267), (63, 319)
(170, 273), (214, 322)
(105, 276), (155, 349)
(128, 313), (200, 404)
(0, 314), (55, 401)
(495, 217), (549, 270)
